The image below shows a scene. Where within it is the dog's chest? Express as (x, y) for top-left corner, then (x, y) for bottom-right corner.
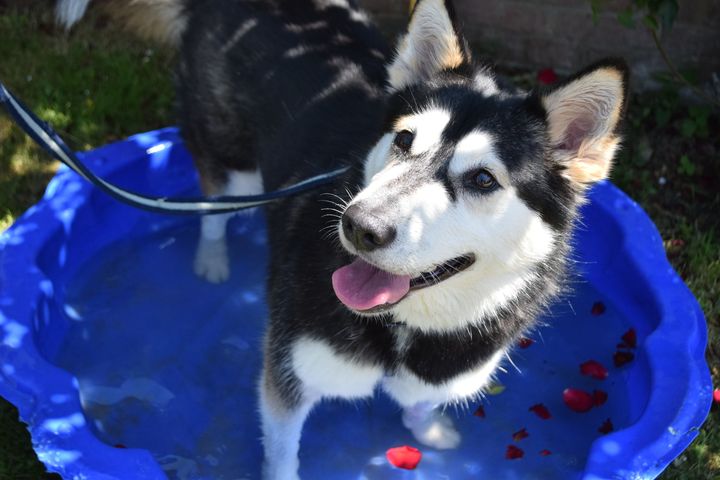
(391, 324), (504, 385)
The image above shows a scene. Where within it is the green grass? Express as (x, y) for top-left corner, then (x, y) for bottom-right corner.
(0, 3), (717, 479)
(0, 5), (174, 231)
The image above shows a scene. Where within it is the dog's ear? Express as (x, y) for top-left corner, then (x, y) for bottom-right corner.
(387, 0), (470, 91)
(542, 60), (629, 186)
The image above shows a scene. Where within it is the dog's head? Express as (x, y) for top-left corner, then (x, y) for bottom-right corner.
(332, 0), (628, 331)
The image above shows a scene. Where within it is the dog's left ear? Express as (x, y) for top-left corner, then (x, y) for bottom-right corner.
(542, 60), (629, 186)
(387, 0), (470, 91)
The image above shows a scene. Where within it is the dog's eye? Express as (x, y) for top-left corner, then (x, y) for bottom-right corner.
(393, 130), (415, 152)
(468, 169), (498, 192)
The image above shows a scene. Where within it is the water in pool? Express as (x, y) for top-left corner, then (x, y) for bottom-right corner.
(53, 213), (633, 480)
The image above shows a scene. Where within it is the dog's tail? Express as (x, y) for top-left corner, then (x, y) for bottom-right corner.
(55, 0), (187, 46)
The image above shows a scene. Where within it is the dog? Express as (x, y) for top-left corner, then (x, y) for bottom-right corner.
(57, 0), (628, 477)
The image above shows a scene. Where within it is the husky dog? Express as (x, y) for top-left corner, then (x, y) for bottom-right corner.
(58, 0), (627, 477)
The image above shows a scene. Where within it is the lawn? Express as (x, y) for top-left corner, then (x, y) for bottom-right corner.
(0, 3), (717, 479)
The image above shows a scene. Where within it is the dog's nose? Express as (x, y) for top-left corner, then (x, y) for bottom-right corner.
(342, 204), (397, 252)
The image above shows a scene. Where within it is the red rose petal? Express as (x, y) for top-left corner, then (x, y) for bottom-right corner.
(580, 360), (609, 380)
(529, 403), (552, 419)
(474, 405), (486, 418)
(386, 446), (422, 470)
(714, 388), (720, 404)
(539, 449), (552, 456)
(593, 389), (608, 407)
(537, 68), (558, 85)
(505, 445), (524, 460)
(563, 388), (594, 413)
(621, 328), (637, 348)
(512, 427), (529, 442)
(114, 444), (127, 449)
(591, 301), (606, 315)
(518, 337), (535, 349)
(598, 418), (614, 434)
(613, 351), (635, 367)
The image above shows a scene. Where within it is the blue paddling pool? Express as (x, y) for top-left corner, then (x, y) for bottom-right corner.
(0, 128), (712, 479)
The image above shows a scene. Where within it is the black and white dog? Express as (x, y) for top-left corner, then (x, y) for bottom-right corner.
(57, 0), (627, 477)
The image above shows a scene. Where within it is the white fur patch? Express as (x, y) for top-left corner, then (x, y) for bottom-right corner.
(363, 133), (394, 185)
(474, 73), (499, 96)
(291, 337), (382, 399)
(198, 169), (263, 241)
(395, 108), (452, 156)
(353, 161), (410, 208)
(226, 169), (264, 197)
(383, 350), (505, 407)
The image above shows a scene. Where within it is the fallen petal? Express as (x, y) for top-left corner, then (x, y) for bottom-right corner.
(505, 445), (524, 460)
(474, 406), (486, 418)
(512, 428), (529, 442)
(714, 388), (720, 404)
(518, 338), (535, 349)
(529, 403), (552, 419)
(613, 351), (635, 367)
(563, 388), (594, 413)
(591, 301), (606, 316)
(386, 446), (422, 470)
(580, 360), (609, 380)
(598, 418), (614, 434)
(621, 328), (637, 348)
(593, 389), (608, 407)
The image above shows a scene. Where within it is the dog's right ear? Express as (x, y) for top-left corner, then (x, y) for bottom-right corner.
(386, 0), (470, 91)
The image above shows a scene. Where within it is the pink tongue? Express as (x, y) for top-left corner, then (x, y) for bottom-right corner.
(332, 258), (411, 311)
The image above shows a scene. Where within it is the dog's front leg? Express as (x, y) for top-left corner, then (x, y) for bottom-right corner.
(383, 374), (462, 450)
(194, 213), (233, 283)
(194, 169), (263, 283)
(259, 372), (315, 480)
(401, 401), (461, 450)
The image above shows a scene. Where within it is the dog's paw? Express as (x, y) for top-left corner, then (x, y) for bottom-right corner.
(194, 238), (230, 283)
(402, 409), (461, 450)
(262, 462), (300, 480)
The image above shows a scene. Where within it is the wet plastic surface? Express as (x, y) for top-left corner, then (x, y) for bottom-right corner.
(0, 128), (711, 479)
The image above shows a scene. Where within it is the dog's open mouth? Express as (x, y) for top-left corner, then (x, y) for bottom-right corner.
(331, 254), (476, 312)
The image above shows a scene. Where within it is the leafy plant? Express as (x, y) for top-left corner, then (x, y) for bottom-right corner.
(590, 0), (678, 34)
(589, 0), (719, 108)
(678, 154), (696, 176)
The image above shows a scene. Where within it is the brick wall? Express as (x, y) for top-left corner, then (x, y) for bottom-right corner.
(361, 0), (720, 89)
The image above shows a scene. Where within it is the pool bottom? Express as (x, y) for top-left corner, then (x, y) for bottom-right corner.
(51, 213), (634, 480)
